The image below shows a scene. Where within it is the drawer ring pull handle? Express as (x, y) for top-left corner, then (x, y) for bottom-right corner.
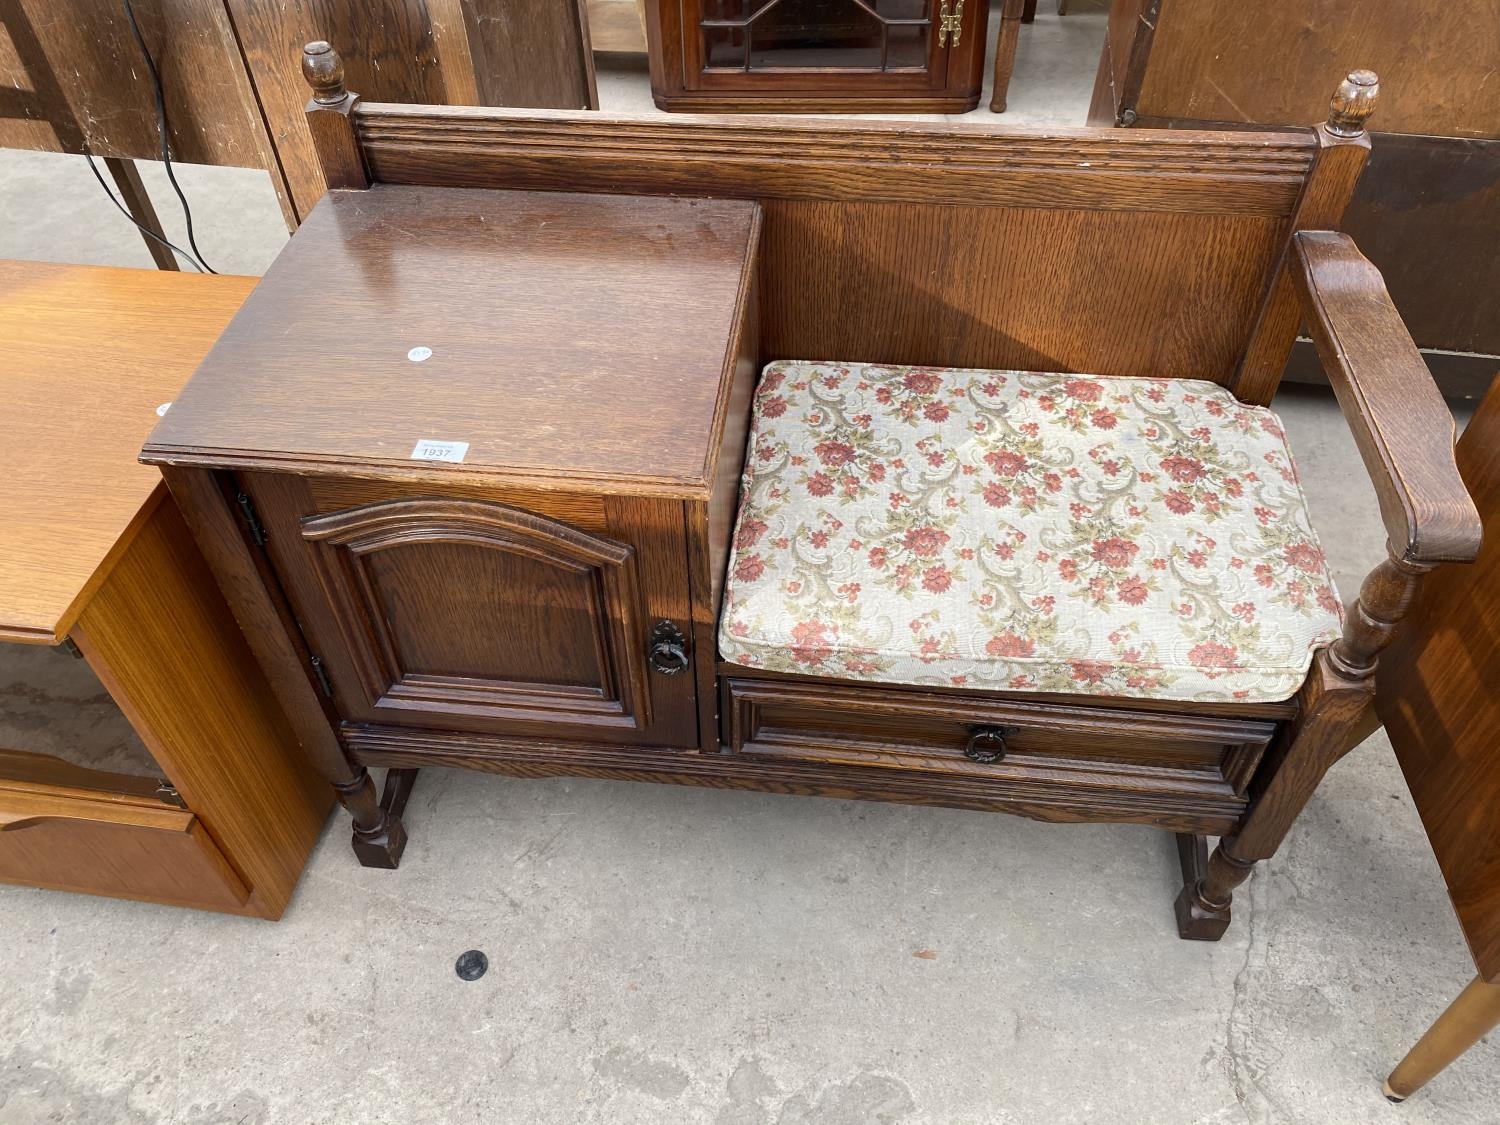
(964, 725), (1016, 764)
(648, 620), (691, 676)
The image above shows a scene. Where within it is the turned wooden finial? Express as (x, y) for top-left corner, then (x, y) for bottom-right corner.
(302, 41), (347, 105)
(1327, 69), (1379, 137)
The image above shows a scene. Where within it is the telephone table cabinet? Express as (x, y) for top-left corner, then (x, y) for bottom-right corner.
(144, 186), (764, 866)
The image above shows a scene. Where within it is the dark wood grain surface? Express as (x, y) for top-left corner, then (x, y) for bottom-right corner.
(460, 0), (597, 110)
(343, 104), (1324, 402)
(0, 0), (275, 165)
(1125, 0), (1499, 140)
(1340, 133), (1500, 361)
(224, 0), (596, 220)
(1091, 0), (1500, 399)
(1291, 231), (1480, 564)
(145, 187), (761, 496)
(1378, 383), (1500, 982)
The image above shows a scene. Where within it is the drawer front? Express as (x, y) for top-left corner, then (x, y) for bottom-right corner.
(722, 677), (1278, 826)
(0, 780), (249, 912)
(249, 474), (700, 749)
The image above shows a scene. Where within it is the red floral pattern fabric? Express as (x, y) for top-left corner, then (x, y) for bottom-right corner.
(719, 362), (1344, 703)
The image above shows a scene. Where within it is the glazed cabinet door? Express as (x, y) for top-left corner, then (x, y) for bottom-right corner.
(245, 475), (700, 749)
(682, 0), (958, 95)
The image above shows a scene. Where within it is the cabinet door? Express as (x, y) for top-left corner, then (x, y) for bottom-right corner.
(250, 475), (700, 749)
(682, 0), (956, 95)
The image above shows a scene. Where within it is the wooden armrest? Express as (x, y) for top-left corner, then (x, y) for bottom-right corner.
(1291, 231), (1482, 566)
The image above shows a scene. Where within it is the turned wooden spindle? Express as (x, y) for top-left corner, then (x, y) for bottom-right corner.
(1327, 553), (1432, 679)
(300, 40), (369, 193)
(302, 40), (348, 106)
(332, 767), (408, 869)
(1179, 549), (1434, 936)
(1326, 69), (1380, 138)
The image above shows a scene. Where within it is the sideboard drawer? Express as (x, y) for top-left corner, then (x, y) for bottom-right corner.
(0, 776), (249, 912)
(246, 473), (700, 749)
(722, 676), (1277, 826)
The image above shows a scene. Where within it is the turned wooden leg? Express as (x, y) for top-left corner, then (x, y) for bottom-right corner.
(1385, 975), (1500, 1101)
(1175, 555), (1430, 940)
(333, 767), (413, 869)
(1174, 832), (1252, 940)
(990, 0), (1025, 112)
(1174, 652), (1375, 940)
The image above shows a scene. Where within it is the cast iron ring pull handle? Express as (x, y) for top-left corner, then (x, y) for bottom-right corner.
(648, 620), (690, 676)
(964, 725), (1015, 764)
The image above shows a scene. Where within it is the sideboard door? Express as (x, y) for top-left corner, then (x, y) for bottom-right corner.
(246, 475), (699, 749)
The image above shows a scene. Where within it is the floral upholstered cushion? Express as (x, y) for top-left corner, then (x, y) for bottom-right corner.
(718, 362), (1344, 703)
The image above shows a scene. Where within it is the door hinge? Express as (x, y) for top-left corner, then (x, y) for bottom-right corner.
(939, 0), (963, 47)
(235, 490), (268, 546)
(61, 636), (84, 659)
(309, 654), (335, 699)
(154, 780), (188, 809)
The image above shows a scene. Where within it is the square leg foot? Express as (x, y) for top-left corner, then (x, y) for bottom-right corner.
(347, 767), (417, 869)
(351, 817), (407, 869)
(1174, 884), (1231, 941)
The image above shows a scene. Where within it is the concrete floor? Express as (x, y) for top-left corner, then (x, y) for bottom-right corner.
(2, 4), (1497, 1123)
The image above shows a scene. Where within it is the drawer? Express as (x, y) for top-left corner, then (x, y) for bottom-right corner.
(246, 473), (701, 749)
(722, 677), (1279, 828)
(0, 761), (249, 912)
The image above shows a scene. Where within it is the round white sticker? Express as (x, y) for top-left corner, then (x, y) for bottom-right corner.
(156, 402), (173, 417)
(407, 346), (433, 363)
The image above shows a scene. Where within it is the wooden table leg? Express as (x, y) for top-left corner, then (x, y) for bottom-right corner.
(990, 0), (1025, 112)
(1385, 975), (1500, 1101)
(102, 157), (181, 272)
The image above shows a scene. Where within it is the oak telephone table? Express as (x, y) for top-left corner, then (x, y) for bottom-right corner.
(145, 51), (1477, 942)
(0, 260), (329, 918)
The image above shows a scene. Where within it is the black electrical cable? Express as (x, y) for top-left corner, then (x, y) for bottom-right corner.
(85, 154), (209, 271)
(119, 0), (217, 274)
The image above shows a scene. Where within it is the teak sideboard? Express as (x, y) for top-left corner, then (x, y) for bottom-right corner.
(0, 261), (329, 918)
(143, 50), (1478, 942)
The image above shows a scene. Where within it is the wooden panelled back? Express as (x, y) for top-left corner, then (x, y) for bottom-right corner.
(303, 62), (1376, 404)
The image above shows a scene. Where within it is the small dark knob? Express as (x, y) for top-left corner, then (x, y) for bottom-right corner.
(648, 621), (690, 676)
(964, 725), (1015, 764)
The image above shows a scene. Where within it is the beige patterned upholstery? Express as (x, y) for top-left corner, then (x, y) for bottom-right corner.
(719, 362), (1344, 703)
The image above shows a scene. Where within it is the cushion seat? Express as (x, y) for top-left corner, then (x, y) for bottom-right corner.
(718, 362), (1344, 704)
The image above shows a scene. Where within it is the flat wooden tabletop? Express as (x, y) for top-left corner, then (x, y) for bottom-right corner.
(143, 186), (760, 496)
(0, 261), (256, 644)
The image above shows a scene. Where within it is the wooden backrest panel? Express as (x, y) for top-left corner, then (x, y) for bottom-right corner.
(348, 105), (1317, 389)
(756, 200), (1288, 378)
